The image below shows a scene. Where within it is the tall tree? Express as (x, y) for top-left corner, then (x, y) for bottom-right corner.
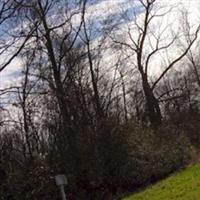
(14, 0), (89, 185)
(110, 0), (200, 126)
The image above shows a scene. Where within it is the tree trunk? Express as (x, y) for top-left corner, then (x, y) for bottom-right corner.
(141, 74), (162, 126)
(37, 1), (79, 177)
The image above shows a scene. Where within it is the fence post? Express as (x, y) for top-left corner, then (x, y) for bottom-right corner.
(55, 174), (68, 200)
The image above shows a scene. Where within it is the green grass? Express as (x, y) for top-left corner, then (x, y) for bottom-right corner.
(123, 163), (200, 200)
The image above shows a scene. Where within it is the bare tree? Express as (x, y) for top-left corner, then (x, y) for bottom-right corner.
(11, 1), (91, 185)
(110, 0), (200, 126)
(81, 6), (104, 118)
(181, 9), (200, 87)
(0, 0), (36, 73)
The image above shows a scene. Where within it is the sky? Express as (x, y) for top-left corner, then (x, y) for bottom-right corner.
(0, 0), (199, 92)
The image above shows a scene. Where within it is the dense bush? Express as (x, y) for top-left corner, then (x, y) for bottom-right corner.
(118, 125), (191, 192)
(65, 123), (192, 199)
(0, 122), (192, 200)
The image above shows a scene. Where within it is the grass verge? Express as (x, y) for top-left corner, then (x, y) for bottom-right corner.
(122, 163), (200, 200)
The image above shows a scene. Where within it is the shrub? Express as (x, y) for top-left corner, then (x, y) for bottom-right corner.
(119, 125), (191, 191)
(0, 121), (192, 199)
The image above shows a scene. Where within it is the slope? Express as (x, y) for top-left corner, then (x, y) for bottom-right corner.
(123, 163), (200, 200)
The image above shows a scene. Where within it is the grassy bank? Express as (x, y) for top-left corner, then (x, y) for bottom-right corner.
(123, 163), (200, 200)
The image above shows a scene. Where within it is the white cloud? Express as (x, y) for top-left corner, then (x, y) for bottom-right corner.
(0, 56), (23, 89)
